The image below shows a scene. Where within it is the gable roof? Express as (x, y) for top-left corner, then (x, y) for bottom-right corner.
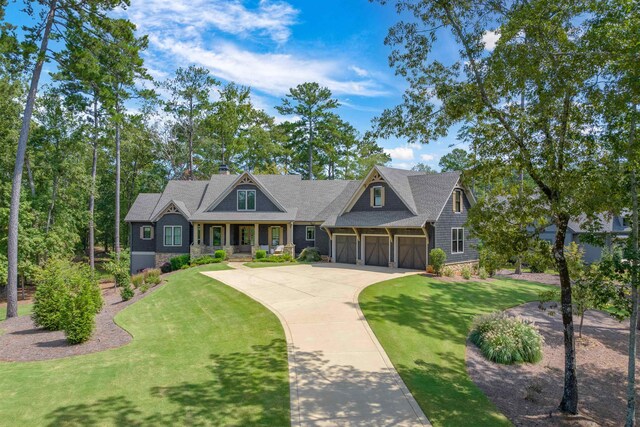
(125, 193), (162, 222)
(200, 171), (288, 213)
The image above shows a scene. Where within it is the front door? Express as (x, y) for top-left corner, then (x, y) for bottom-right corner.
(239, 226), (255, 253)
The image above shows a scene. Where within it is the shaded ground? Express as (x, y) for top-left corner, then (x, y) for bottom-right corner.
(467, 302), (637, 426)
(0, 264), (290, 426)
(0, 282), (161, 361)
(496, 270), (561, 286)
(359, 275), (551, 426)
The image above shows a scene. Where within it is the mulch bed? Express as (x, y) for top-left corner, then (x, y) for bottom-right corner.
(0, 281), (165, 362)
(467, 301), (638, 426)
(495, 270), (561, 286)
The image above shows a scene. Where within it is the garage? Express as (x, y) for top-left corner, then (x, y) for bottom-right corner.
(397, 237), (427, 270)
(364, 235), (389, 267)
(335, 235), (357, 264)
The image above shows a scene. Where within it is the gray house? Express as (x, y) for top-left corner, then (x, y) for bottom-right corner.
(125, 165), (479, 273)
(538, 214), (632, 263)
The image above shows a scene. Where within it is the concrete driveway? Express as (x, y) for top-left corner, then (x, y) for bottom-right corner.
(202, 263), (430, 427)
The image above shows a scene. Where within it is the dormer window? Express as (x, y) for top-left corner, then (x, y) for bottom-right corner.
(453, 189), (463, 213)
(371, 186), (384, 208)
(237, 189), (256, 211)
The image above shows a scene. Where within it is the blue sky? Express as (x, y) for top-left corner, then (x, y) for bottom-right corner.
(8, 0), (486, 170)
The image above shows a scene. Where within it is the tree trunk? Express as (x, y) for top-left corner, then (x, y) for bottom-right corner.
(25, 153), (36, 198)
(114, 99), (121, 259)
(89, 94), (99, 271)
(6, 2), (57, 319)
(555, 215), (579, 414)
(46, 174), (59, 233)
(626, 105), (638, 427)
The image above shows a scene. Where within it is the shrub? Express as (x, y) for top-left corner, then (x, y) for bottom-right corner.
(538, 288), (560, 311)
(105, 250), (130, 287)
(180, 264), (190, 270)
(144, 268), (161, 283)
(297, 247), (321, 262)
(62, 276), (103, 345)
(190, 256), (222, 266)
(258, 253), (295, 263)
(255, 250), (267, 260)
(524, 240), (554, 273)
(478, 267), (489, 280)
(160, 262), (171, 274)
(461, 266), (472, 280)
(426, 265), (435, 274)
(470, 312), (543, 364)
(140, 284), (150, 293)
(479, 248), (507, 277)
(565, 242), (585, 279)
(131, 273), (144, 289)
(442, 266), (454, 277)
(120, 284), (135, 301)
(429, 248), (447, 275)
(214, 250), (227, 260)
(170, 254), (190, 271)
(146, 274), (161, 286)
(32, 259), (72, 330)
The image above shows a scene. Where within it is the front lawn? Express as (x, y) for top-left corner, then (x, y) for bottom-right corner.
(359, 275), (551, 427)
(0, 264), (290, 425)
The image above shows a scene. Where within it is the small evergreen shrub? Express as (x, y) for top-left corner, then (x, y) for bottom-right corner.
(478, 267), (489, 280)
(470, 312), (543, 364)
(160, 262), (171, 274)
(461, 265), (472, 280)
(180, 264), (190, 270)
(442, 266), (454, 277)
(140, 284), (150, 293)
(170, 254), (190, 271)
(259, 253), (295, 263)
(105, 250), (130, 287)
(144, 269), (161, 284)
(131, 273), (144, 288)
(146, 274), (161, 286)
(255, 250), (267, 260)
(524, 241), (554, 273)
(479, 248), (506, 276)
(32, 259), (71, 330)
(120, 284), (135, 301)
(297, 247), (321, 262)
(214, 250), (227, 260)
(429, 248), (447, 275)
(190, 256), (222, 266)
(63, 276), (103, 345)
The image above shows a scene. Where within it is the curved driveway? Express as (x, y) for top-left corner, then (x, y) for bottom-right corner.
(202, 263), (430, 427)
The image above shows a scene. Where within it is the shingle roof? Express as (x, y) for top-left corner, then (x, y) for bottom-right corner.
(125, 193), (161, 222)
(125, 167), (468, 227)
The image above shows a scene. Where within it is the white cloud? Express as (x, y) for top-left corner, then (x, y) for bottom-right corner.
(384, 147), (414, 161)
(394, 162), (415, 170)
(150, 36), (386, 97)
(482, 30), (500, 51)
(420, 154), (436, 162)
(126, 0), (299, 44)
(349, 65), (369, 77)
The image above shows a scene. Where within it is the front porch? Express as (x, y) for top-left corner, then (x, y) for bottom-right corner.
(190, 222), (295, 259)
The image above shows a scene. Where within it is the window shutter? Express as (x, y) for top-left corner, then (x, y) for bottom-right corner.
(140, 227), (144, 239)
(370, 188), (374, 207)
(381, 186), (385, 206)
(150, 227), (154, 239)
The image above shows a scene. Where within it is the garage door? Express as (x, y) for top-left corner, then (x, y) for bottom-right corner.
(397, 237), (427, 270)
(364, 236), (389, 267)
(335, 235), (357, 264)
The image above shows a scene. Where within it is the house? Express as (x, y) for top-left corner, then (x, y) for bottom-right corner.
(124, 165), (479, 273)
(538, 213), (632, 263)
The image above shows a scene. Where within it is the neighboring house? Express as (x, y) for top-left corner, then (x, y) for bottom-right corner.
(124, 165), (479, 273)
(538, 214), (632, 263)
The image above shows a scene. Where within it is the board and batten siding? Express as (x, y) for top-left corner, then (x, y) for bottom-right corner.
(155, 213), (191, 254)
(433, 188), (479, 264)
(293, 225), (330, 255)
(211, 184), (282, 212)
(350, 182), (411, 213)
(130, 222), (155, 252)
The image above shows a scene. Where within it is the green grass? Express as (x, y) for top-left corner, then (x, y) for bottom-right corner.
(0, 264), (290, 426)
(0, 303), (33, 319)
(359, 275), (551, 427)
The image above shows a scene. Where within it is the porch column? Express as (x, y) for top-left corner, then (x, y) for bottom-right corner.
(285, 222), (295, 257)
(225, 223), (231, 246)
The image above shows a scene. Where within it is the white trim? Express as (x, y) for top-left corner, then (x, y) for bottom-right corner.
(453, 189), (463, 214)
(394, 234), (427, 269)
(150, 200), (190, 222)
(371, 186), (384, 208)
(361, 233), (391, 266)
(451, 227), (464, 254)
(131, 251), (156, 256)
(163, 225), (183, 247)
(331, 232), (357, 263)
(434, 179), (475, 221)
(305, 226), (316, 241)
(140, 225), (154, 240)
(210, 225), (223, 246)
(237, 189), (257, 211)
(204, 171), (287, 213)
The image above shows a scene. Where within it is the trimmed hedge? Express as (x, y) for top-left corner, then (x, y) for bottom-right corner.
(470, 312), (543, 364)
(170, 254), (190, 271)
(255, 253), (295, 263)
(191, 256), (223, 266)
(429, 248), (447, 275)
(255, 250), (267, 260)
(214, 250), (227, 260)
(297, 247), (321, 262)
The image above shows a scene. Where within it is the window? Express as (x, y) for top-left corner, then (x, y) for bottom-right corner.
(453, 189), (463, 213)
(164, 226), (182, 247)
(622, 216), (631, 228)
(237, 189), (256, 211)
(271, 227), (281, 246)
(211, 226), (223, 246)
(306, 226), (315, 241)
(140, 225), (153, 240)
(240, 226), (254, 245)
(371, 186), (384, 207)
(452, 228), (464, 254)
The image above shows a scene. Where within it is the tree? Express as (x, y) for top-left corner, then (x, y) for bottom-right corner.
(411, 163), (436, 173)
(276, 82), (339, 179)
(5, 0), (133, 319)
(439, 148), (471, 172)
(159, 66), (218, 179)
(373, 0), (610, 413)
